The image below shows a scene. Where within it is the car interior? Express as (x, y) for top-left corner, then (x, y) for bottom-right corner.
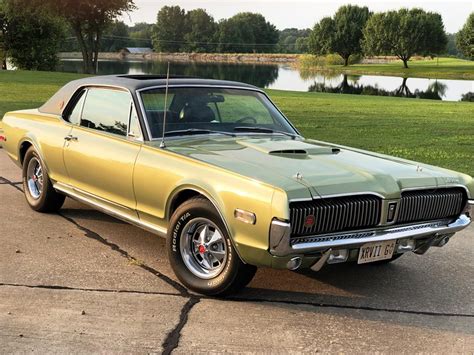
(145, 93), (224, 137)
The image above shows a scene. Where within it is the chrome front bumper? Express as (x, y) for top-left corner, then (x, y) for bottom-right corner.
(269, 214), (471, 257)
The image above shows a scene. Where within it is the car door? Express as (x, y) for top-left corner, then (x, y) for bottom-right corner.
(63, 87), (143, 213)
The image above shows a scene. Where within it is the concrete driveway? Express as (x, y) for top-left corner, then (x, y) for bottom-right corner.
(0, 150), (473, 353)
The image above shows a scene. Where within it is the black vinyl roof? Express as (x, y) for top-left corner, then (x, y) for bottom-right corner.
(39, 74), (259, 116)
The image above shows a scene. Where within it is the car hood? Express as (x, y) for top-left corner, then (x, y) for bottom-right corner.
(149, 136), (472, 200)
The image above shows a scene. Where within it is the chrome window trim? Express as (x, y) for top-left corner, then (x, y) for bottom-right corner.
(127, 101), (144, 142)
(76, 86), (144, 142)
(135, 84), (303, 142)
(60, 84), (146, 142)
(76, 88), (88, 125)
(61, 87), (88, 125)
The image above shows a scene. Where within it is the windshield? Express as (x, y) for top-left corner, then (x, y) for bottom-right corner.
(139, 87), (298, 138)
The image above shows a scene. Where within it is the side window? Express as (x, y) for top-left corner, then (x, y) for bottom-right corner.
(80, 88), (131, 137)
(67, 90), (86, 125)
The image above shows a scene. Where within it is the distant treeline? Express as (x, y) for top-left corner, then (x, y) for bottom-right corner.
(64, 5), (472, 67)
(59, 9), (311, 54)
(1, 1), (473, 73)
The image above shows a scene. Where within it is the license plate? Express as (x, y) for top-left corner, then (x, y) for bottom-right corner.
(358, 240), (396, 264)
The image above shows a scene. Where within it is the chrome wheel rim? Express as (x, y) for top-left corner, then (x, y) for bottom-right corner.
(180, 217), (228, 279)
(26, 157), (43, 200)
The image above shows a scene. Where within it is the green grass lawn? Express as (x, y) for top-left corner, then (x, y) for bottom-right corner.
(1, 70), (473, 176)
(301, 57), (474, 80)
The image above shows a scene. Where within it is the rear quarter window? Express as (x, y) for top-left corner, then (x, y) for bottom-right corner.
(66, 90), (86, 125)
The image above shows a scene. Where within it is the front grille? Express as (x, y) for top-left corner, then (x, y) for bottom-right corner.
(289, 195), (381, 237)
(397, 188), (466, 224)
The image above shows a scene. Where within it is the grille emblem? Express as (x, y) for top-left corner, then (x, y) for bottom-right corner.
(304, 215), (316, 228)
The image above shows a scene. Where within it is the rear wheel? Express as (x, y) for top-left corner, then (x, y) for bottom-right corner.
(22, 147), (65, 212)
(167, 197), (256, 296)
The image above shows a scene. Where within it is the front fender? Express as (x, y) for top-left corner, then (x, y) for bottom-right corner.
(166, 178), (278, 267)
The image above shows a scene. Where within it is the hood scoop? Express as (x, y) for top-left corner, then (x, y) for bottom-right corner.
(270, 149), (307, 155)
(237, 139), (340, 157)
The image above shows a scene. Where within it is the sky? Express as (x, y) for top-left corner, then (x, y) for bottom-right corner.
(120, 0), (473, 33)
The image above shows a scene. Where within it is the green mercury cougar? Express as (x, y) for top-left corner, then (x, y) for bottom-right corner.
(1, 75), (472, 295)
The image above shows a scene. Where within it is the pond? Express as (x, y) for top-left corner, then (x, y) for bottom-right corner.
(58, 59), (473, 102)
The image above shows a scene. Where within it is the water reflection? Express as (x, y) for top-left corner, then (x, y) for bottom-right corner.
(58, 59), (473, 102)
(460, 92), (474, 102)
(59, 59), (279, 88)
(308, 75), (450, 100)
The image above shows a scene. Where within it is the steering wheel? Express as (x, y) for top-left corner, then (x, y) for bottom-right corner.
(235, 116), (257, 124)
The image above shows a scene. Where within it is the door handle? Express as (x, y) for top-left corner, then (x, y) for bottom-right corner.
(64, 135), (78, 142)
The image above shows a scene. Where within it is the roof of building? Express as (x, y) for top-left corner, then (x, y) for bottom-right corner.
(122, 47), (153, 54)
(39, 75), (259, 116)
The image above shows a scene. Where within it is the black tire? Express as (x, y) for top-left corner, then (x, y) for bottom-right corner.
(22, 147), (65, 213)
(167, 197), (257, 296)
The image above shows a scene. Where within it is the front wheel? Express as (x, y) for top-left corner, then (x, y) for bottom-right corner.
(167, 197), (256, 296)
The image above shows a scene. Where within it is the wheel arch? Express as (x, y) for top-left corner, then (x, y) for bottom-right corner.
(18, 140), (33, 166)
(17, 136), (51, 174)
(166, 184), (247, 264)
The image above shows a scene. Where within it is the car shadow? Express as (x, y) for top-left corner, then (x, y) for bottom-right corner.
(59, 200), (473, 335)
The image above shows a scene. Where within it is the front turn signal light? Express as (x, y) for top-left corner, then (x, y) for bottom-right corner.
(234, 209), (256, 225)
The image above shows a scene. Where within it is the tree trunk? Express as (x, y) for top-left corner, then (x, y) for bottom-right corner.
(72, 22), (94, 74)
(402, 58), (409, 69)
(92, 31), (101, 75)
(343, 55), (349, 66)
(1, 58), (6, 70)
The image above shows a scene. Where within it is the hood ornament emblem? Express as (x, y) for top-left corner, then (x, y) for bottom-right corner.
(416, 165), (423, 172)
(294, 172), (303, 180)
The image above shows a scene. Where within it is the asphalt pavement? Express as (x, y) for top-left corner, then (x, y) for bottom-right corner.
(0, 149), (473, 353)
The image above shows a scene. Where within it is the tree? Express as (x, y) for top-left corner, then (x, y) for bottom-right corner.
(446, 33), (460, 57)
(129, 22), (153, 48)
(23, 0), (137, 73)
(0, 0), (66, 71)
(216, 12), (278, 53)
(423, 12), (448, 57)
(456, 13), (473, 60)
(0, 1), (7, 69)
(278, 28), (311, 53)
(363, 8), (447, 68)
(152, 6), (186, 52)
(309, 6), (370, 66)
(102, 21), (129, 52)
(295, 37), (309, 53)
(332, 5), (371, 66)
(183, 9), (216, 52)
(308, 17), (335, 55)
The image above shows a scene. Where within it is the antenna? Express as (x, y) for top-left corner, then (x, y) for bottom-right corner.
(160, 62), (171, 149)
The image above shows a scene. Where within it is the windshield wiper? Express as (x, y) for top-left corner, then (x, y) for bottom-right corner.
(164, 128), (236, 137)
(233, 126), (299, 139)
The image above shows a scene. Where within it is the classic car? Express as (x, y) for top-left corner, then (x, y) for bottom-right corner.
(1, 75), (473, 295)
